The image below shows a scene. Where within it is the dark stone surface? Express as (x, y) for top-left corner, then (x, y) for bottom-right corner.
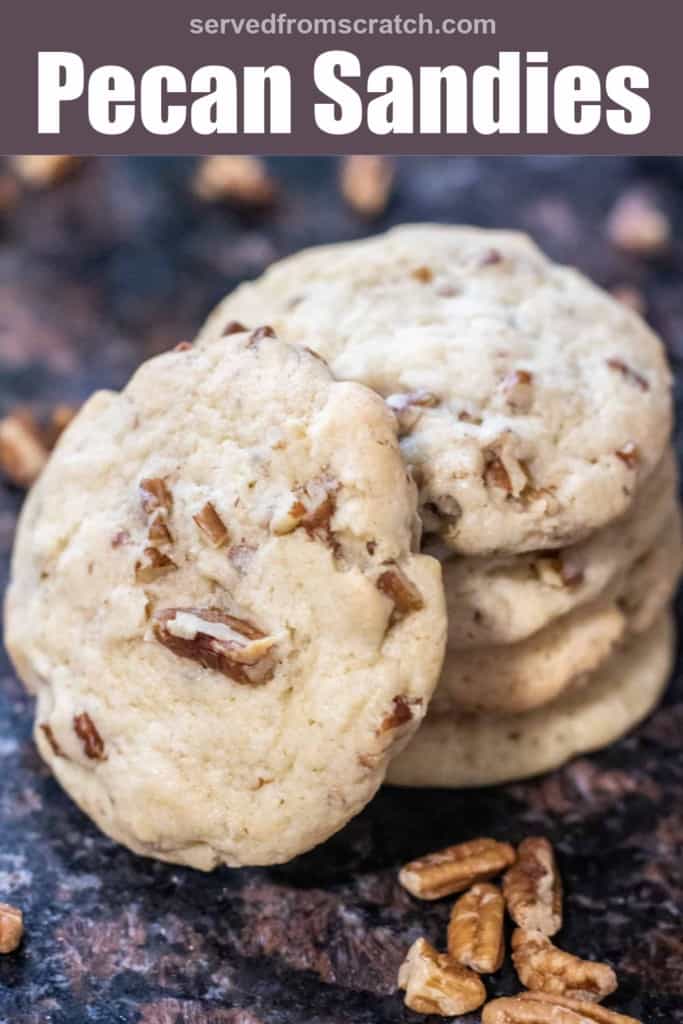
(0, 156), (682, 1023)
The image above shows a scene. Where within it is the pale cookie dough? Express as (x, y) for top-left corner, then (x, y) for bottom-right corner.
(433, 504), (682, 715)
(198, 225), (673, 556)
(387, 612), (674, 789)
(5, 329), (447, 868)
(438, 448), (677, 649)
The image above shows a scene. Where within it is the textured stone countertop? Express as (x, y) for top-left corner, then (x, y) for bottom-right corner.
(0, 156), (681, 1023)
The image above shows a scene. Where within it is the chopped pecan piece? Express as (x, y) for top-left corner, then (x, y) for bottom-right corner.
(192, 155), (277, 206)
(147, 514), (173, 546)
(503, 837), (563, 936)
(249, 325), (276, 344)
(377, 695), (418, 734)
(73, 712), (106, 761)
(153, 607), (278, 685)
(222, 320), (249, 336)
(135, 547), (177, 582)
(615, 442), (639, 469)
(398, 937), (486, 1016)
(376, 564), (424, 618)
(0, 411), (48, 488)
(0, 903), (23, 953)
(605, 357), (649, 392)
(399, 837), (516, 901)
(139, 477), (173, 516)
(412, 265), (433, 283)
(483, 993), (640, 1023)
(386, 389), (440, 434)
(39, 723), (65, 758)
(534, 554), (584, 589)
(502, 370), (534, 412)
(448, 882), (505, 973)
(512, 928), (617, 1002)
(272, 478), (339, 545)
(173, 340), (193, 352)
(484, 454), (513, 493)
(339, 155), (394, 219)
(193, 502), (229, 547)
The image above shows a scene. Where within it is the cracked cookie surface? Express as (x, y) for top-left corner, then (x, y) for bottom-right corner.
(5, 330), (446, 867)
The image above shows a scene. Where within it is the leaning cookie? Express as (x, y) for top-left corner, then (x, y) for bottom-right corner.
(5, 329), (446, 868)
(387, 612), (674, 789)
(198, 224), (672, 556)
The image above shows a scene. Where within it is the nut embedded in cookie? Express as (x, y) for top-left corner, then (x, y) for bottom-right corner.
(399, 837), (516, 900)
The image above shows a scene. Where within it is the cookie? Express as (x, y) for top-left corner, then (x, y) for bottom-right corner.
(5, 329), (447, 868)
(387, 612), (674, 789)
(433, 504), (682, 716)
(198, 225), (672, 556)
(438, 448), (677, 649)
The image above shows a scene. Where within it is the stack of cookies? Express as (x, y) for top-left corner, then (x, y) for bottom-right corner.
(199, 224), (681, 789)
(5, 224), (680, 870)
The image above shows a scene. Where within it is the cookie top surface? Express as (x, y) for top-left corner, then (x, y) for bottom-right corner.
(199, 225), (672, 556)
(5, 330), (446, 868)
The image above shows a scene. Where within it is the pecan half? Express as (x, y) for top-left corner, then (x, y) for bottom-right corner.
(139, 477), (173, 516)
(503, 837), (563, 936)
(0, 903), (23, 954)
(483, 993), (640, 1023)
(193, 502), (229, 547)
(615, 442), (639, 469)
(147, 514), (173, 546)
(399, 837), (516, 901)
(339, 155), (394, 219)
(376, 564), (424, 618)
(135, 547), (177, 583)
(249, 325), (276, 344)
(73, 712), (106, 761)
(605, 357), (649, 392)
(397, 938), (486, 1016)
(512, 929), (617, 1002)
(153, 607), (278, 685)
(448, 882), (505, 973)
(40, 723), (65, 758)
(484, 454), (513, 494)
